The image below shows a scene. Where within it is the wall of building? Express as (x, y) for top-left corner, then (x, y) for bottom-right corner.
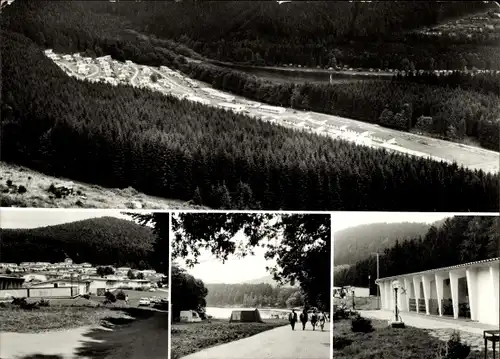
(0, 287), (74, 298)
(0, 289), (28, 298)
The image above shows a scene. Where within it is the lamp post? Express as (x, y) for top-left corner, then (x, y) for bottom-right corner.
(371, 252), (384, 309)
(391, 280), (405, 328)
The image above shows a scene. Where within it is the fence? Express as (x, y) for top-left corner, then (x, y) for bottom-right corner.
(0, 287), (75, 299)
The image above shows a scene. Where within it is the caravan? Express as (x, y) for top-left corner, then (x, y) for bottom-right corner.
(180, 310), (202, 323)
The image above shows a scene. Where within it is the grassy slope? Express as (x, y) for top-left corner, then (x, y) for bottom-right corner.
(171, 319), (288, 359)
(0, 161), (205, 209)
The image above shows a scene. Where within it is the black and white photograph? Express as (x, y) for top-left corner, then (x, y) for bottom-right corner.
(0, 209), (170, 359)
(170, 213), (331, 359)
(332, 212), (499, 359)
(1, 0), (499, 211)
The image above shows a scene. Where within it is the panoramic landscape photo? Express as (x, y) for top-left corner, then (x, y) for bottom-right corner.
(0, 209), (170, 359)
(332, 212), (499, 359)
(170, 212), (331, 359)
(1, 0), (499, 211)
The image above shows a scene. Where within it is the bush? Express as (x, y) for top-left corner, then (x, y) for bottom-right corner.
(104, 291), (117, 303)
(437, 331), (471, 359)
(115, 290), (126, 300)
(17, 185), (27, 194)
(351, 314), (374, 333)
(82, 294), (91, 300)
(38, 298), (50, 307)
(6, 179), (13, 187)
(332, 335), (353, 350)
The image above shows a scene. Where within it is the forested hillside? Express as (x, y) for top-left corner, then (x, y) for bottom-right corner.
(77, 1), (497, 70)
(0, 217), (156, 268)
(334, 222), (433, 265)
(334, 216), (499, 294)
(2, 31), (498, 211)
(3, 1), (499, 149)
(205, 283), (302, 308)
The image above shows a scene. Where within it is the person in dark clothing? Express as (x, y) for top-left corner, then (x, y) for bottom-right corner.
(310, 309), (318, 331)
(300, 309), (308, 330)
(288, 309), (298, 330)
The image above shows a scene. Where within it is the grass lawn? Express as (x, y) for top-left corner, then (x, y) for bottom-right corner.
(171, 319), (288, 359)
(0, 304), (128, 332)
(333, 318), (484, 359)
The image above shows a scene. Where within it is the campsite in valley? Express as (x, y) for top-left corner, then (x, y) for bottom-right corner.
(170, 213), (331, 359)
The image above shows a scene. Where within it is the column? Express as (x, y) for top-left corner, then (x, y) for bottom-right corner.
(385, 281), (392, 310)
(490, 265), (499, 326)
(465, 268), (478, 321)
(449, 270), (460, 319)
(422, 275), (431, 315)
(412, 276), (421, 314)
(403, 278), (411, 312)
(396, 279), (405, 311)
(435, 273), (444, 316)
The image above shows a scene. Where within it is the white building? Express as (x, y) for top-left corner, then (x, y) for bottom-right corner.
(376, 258), (499, 326)
(200, 87), (235, 102)
(29, 278), (91, 296)
(260, 105), (286, 114)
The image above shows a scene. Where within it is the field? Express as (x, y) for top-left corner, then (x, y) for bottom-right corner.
(333, 318), (485, 359)
(0, 161), (203, 209)
(51, 51), (499, 174)
(170, 319), (288, 359)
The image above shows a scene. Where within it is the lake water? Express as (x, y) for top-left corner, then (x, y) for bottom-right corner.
(205, 306), (291, 319)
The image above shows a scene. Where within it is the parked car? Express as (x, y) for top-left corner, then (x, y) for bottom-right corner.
(149, 288), (156, 292)
(138, 297), (151, 306)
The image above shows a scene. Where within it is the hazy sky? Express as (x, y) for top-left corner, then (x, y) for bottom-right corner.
(176, 230), (277, 284)
(0, 208), (135, 229)
(332, 212), (453, 233)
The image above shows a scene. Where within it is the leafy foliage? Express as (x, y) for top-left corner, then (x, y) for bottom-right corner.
(171, 264), (208, 320)
(334, 216), (499, 293)
(171, 213), (330, 309)
(0, 217), (157, 269)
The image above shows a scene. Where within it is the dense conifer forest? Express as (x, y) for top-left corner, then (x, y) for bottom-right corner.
(2, 31), (498, 211)
(334, 216), (500, 294)
(205, 283), (301, 308)
(0, 217), (157, 268)
(1, 1), (499, 210)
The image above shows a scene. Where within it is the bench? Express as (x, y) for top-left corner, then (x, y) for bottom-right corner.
(484, 330), (500, 359)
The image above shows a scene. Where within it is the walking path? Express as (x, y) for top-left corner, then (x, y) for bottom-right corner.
(181, 323), (330, 359)
(360, 310), (497, 352)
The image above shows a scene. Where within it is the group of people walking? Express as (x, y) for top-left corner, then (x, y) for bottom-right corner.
(288, 308), (328, 331)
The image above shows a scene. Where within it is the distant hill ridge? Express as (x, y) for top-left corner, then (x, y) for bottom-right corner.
(334, 221), (441, 266)
(0, 216), (156, 268)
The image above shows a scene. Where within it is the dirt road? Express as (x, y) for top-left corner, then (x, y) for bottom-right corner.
(0, 325), (102, 359)
(180, 323), (330, 359)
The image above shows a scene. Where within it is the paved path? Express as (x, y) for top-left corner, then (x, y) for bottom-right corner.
(0, 325), (105, 359)
(360, 310), (498, 352)
(181, 324), (330, 359)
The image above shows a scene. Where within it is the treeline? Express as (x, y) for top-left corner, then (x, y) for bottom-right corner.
(81, 0), (498, 70)
(205, 283), (300, 308)
(3, 1), (499, 150)
(392, 71), (500, 97)
(2, 31), (499, 210)
(0, 217), (156, 269)
(334, 216), (500, 294)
